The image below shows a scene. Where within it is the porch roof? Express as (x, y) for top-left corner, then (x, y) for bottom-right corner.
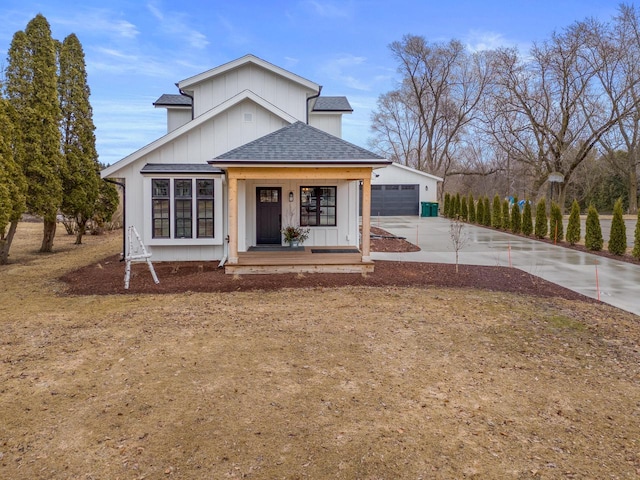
(209, 121), (389, 166)
(312, 96), (353, 112)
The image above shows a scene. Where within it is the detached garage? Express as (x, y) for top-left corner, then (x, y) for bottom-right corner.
(361, 163), (442, 216)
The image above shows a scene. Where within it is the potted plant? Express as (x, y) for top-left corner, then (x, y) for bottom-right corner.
(281, 225), (310, 247)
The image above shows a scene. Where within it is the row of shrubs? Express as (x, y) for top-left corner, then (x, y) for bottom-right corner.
(442, 192), (640, 259)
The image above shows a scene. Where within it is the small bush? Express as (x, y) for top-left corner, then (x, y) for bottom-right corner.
(521, 200), (533, 236)
(608, 198), (627, 255)
(549, 202), (564, 243)
(535, 199), (548, 239)
(566, 200), (581, 245)
(585, 204), (603, 251)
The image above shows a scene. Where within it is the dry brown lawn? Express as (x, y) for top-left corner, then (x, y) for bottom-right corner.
(1, 222), (639, 479)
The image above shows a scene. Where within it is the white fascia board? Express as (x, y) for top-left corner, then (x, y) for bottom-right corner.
(388, 162), (443, 182)
(101, 90), (298, 178)
(178, 54), (320, 92)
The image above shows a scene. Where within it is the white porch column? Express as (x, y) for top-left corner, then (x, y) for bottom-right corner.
(361, 175), (371, 260)
(228, 175), (239, 264)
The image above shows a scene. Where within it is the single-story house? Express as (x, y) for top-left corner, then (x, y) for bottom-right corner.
(363, 162), (442, 216)
(101, 54), (391, 274)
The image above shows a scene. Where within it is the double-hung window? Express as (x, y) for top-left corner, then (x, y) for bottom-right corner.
(197, 179), (214, 238)
(152, 179), (170, 238)
(300, 186), (336, 226)
(174, 180), (192, 238)
(151, 178), (215, 239)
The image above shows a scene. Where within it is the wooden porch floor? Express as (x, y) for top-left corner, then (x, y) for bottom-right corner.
(224, 246), (374, 275)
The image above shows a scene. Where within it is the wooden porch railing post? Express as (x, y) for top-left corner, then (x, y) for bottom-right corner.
(228, 175), (239, 264)
(361, 175), (372, 260)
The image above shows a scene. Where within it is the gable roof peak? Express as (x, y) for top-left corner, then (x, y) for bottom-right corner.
(178, 54), (319, 92)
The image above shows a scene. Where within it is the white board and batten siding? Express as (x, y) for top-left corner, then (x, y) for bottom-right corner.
(188, 63), (317, 122)
(308, 113), (343, 138)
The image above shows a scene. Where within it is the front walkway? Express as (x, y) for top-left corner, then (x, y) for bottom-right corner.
(371, 216), (640, 317)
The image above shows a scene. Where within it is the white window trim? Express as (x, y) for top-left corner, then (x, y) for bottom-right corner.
(142, 174), (224, 246)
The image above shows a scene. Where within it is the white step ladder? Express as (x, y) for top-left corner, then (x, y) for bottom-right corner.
(124, 226), (159, 289)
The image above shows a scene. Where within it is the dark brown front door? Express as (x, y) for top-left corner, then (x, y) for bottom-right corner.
(256, 187), (282, 244)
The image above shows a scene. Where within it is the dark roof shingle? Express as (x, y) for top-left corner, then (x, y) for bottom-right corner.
(211, 122), (387, 164)
(153, 94), (192, 107)
(313, 96), (353, 112)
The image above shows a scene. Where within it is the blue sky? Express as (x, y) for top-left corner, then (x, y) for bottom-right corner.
(0, 0), (624, 166)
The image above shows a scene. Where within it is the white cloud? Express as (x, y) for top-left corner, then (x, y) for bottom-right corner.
(88, 48), (175, 78)
(147, 1), (164, 21)
(303, 0), (351, 18)
(51, 9), (139, 39)
(146, 1), (209, 49)
(464, 30), (518, 52)
(320, 54), (371, 91)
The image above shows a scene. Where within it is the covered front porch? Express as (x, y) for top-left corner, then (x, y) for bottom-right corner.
(207, 121), (390, 275)
(224, 166), (374, 274)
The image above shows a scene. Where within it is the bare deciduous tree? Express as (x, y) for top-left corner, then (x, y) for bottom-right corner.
(492, 18), (638, 211)
(597, 4), (640, 213)
(370, 35), (494, 197)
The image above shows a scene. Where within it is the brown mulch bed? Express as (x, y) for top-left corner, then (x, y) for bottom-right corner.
(60, 226), (594, 302)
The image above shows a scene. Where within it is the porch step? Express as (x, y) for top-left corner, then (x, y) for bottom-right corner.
(224, 263), (374, 275)
(225, 246), (374, 275)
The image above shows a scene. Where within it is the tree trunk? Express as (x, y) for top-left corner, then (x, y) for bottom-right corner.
(558, 183), (567, 215)
(75, 218), (87, 245)
(629, 157), (638, 215)
(0, 220), (19, 264)
(40, 219), (57, 253)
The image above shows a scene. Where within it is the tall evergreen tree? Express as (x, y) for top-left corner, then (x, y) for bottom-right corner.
(443, 193), (450, 218)
(510, 195), (521, 233)
(535, 199), (548, 239)
(483, 196), (491, 226)
(454, 192), (461, 218)
(460, 196), (468, 221)
(92, 173), (119, 231)
(0, 100), (27, 264)
(468, 193), (476, 223)
(566, 199), (581, 245)
(476, 196), (484, 225)
(5, 14), (63, 252)
(492, 194), (502, 228)
(585, 204), (603, 251)
(549, 202), (564, 242)
(501, 199), (510, 231)
(521, 199), (533, 236)
(608, 198), (627, 255)
(58, 33), (100, 245)
(633, 208), (640, 260)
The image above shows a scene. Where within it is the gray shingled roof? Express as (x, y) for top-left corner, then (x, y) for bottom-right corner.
(211, 122), (387, 164)
(153, 94), (192, 107)
(313, 96), (353, 112)
(141, 163), (223, 174)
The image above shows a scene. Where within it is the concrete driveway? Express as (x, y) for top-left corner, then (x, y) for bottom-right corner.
(371, 216), (640, 317)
